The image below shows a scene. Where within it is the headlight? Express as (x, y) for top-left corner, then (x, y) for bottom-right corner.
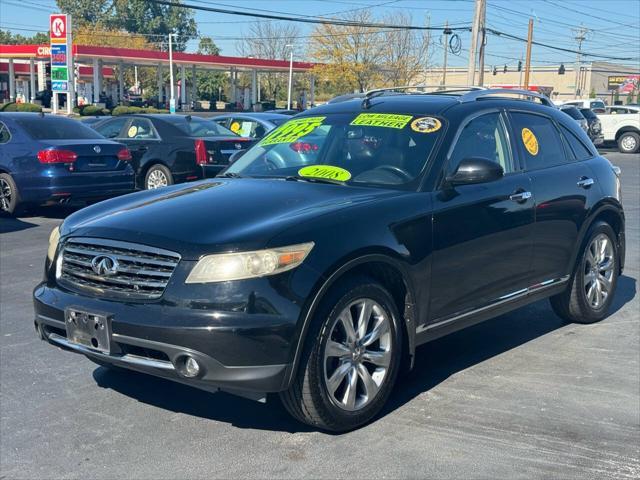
(47, 226), (61, 262)
(185, 242), (314, 283)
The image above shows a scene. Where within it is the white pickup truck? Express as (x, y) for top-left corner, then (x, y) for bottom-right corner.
(597, 106), (640, 153)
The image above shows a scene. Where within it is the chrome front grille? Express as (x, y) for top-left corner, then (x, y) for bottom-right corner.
(57, 238), (181, 300)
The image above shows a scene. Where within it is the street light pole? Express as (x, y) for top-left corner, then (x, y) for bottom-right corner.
(169, 33), (176, 113)
(286, 44), (294, 110)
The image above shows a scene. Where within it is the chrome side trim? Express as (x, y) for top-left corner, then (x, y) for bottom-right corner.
(417, 275), (569, 333)
(47, 333), (175, 371)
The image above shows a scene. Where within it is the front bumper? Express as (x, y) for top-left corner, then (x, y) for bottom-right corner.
(32, 266), (316, 395)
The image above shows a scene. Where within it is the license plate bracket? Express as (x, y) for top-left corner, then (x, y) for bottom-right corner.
(65, 308), (112, 353)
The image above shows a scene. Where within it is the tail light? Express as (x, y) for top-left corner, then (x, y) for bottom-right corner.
(37, 149), (78, 164)
(117, 148), (132, 161)
(195, 139), (208, 165)
(290, 142), (319, 153)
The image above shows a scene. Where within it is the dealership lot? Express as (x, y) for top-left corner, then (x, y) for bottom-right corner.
(1, 151), (638, 478)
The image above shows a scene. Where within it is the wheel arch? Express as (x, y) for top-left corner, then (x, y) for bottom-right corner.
(615, 126), (640, 141)
(572, 201), (625, 276)
(139, 160), (172, 186)
(283, 250), (418, 390)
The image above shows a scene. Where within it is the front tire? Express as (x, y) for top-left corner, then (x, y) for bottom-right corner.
(0, 173), (21, 216)
(280, 276), (403, 432)
(617, 131), (640, 154)
(144, 164), (173, 190)
(551, 222), (619, 324)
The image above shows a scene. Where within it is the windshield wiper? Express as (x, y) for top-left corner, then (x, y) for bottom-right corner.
(219, 172), (244, 178)
(285, 175), (346, 186)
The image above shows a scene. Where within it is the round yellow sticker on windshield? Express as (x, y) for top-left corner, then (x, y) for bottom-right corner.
(230, 121), (240, 133)
(127, 125), (138, 138)
(298, 165), (351, 182)
(521, 128), (539, 156)
(411, 117), (441, 133)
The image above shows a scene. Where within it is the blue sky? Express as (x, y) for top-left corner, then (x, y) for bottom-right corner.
(1, 0), (639, 68)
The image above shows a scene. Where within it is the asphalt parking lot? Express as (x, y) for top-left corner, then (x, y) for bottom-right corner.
(1, 150), (638, 479)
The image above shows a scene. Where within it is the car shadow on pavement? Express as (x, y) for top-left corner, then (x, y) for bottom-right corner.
(0, 216), (39, 234)
(92, 275), (636, 433)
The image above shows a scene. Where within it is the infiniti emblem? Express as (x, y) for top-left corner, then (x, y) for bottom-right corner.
(91, 255), (119, 276)
(93, 145), (101, 153)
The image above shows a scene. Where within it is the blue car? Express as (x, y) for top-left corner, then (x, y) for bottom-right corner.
(0, 113), (135, 215)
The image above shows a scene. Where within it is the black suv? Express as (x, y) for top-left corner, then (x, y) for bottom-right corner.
(34, 88), (625, 432)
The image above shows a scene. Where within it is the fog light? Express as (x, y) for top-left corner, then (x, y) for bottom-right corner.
(177, 356), (201, 378)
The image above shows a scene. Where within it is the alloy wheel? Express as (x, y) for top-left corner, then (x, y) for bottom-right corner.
(584, 233), (615, 309)
(323, 298), (392, 412)
(147, 169), (168, 189)
(0, 177), (12, 212)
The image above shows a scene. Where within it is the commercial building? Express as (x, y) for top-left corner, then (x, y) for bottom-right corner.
(422, 62), (639, 103)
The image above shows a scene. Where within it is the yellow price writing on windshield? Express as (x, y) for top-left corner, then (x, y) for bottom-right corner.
(260, 116), (326, 146)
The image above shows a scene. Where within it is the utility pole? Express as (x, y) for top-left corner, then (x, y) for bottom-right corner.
(286, 44), (294, 110)
(477, 1), (487, 86)
(573, 26), (588, 98)
(467, 0), (484, 86)
(168, 33), (176, 113)
(523, 18), (534, 90)
(442, 21), (450, 86)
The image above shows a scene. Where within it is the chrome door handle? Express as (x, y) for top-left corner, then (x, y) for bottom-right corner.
(509, 191), (532, 202)
(577, 177), (595, 188)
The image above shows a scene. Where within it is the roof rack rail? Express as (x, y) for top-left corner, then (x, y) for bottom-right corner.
(460, 88), (555, 107)
(364, 85), (486, 97)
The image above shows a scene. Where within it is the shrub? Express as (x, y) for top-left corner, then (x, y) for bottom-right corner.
(112, 106), (169, 116)
(80, 105), (110, 116)
(0, 102), (42, 112)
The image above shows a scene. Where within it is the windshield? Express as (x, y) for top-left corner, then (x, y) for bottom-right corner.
(225, 112), (443, 189)
(164, 117), (237, 137)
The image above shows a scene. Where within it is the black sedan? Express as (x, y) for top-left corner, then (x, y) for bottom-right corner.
(91, 114), (254, 189)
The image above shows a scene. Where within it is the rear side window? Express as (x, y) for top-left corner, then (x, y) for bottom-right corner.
(15, 116), (103, 140)
(0, 122), (10, 144)
(559, 124), (593, 161)
(126, 118), (159, 140)
(510, 112), (568, 170)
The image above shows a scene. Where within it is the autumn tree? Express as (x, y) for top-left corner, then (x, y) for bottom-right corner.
(236, 21), (301, 101)
(0, 29), (49, 45)
(309, 11), (384, 93)
(380, 12), (432, 87)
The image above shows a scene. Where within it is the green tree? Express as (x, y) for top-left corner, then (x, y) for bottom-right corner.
(195, 37), (225, 102)
(56, 0), (197, 51)
(589, 87), (596, 99)
(0, 29), (49, 44)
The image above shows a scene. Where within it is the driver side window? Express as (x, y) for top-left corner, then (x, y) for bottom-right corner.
(448, 113), (513, 174)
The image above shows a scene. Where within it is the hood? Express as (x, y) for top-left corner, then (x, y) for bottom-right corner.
(62, 178), (403, 258)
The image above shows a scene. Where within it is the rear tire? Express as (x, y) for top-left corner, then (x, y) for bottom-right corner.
(0, 173), (22, 216)
(144, 164), (173, 190)
(550, 222), (619, 324)
(617, 131), (640, 154)
(280, 276), (403, 432)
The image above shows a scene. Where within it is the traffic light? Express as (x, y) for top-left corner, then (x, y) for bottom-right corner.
(558, 63), (566, 75)
(517, 60), (522, 72)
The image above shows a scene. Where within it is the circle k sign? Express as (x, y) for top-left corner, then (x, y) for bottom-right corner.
(50, 14), (67, 42)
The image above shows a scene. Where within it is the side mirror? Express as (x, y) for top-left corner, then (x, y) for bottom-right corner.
(446, 157), (504, 186)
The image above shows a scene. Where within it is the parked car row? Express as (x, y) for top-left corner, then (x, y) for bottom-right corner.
(557, 100), (640, 154)
(0, 113), (254, 215)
